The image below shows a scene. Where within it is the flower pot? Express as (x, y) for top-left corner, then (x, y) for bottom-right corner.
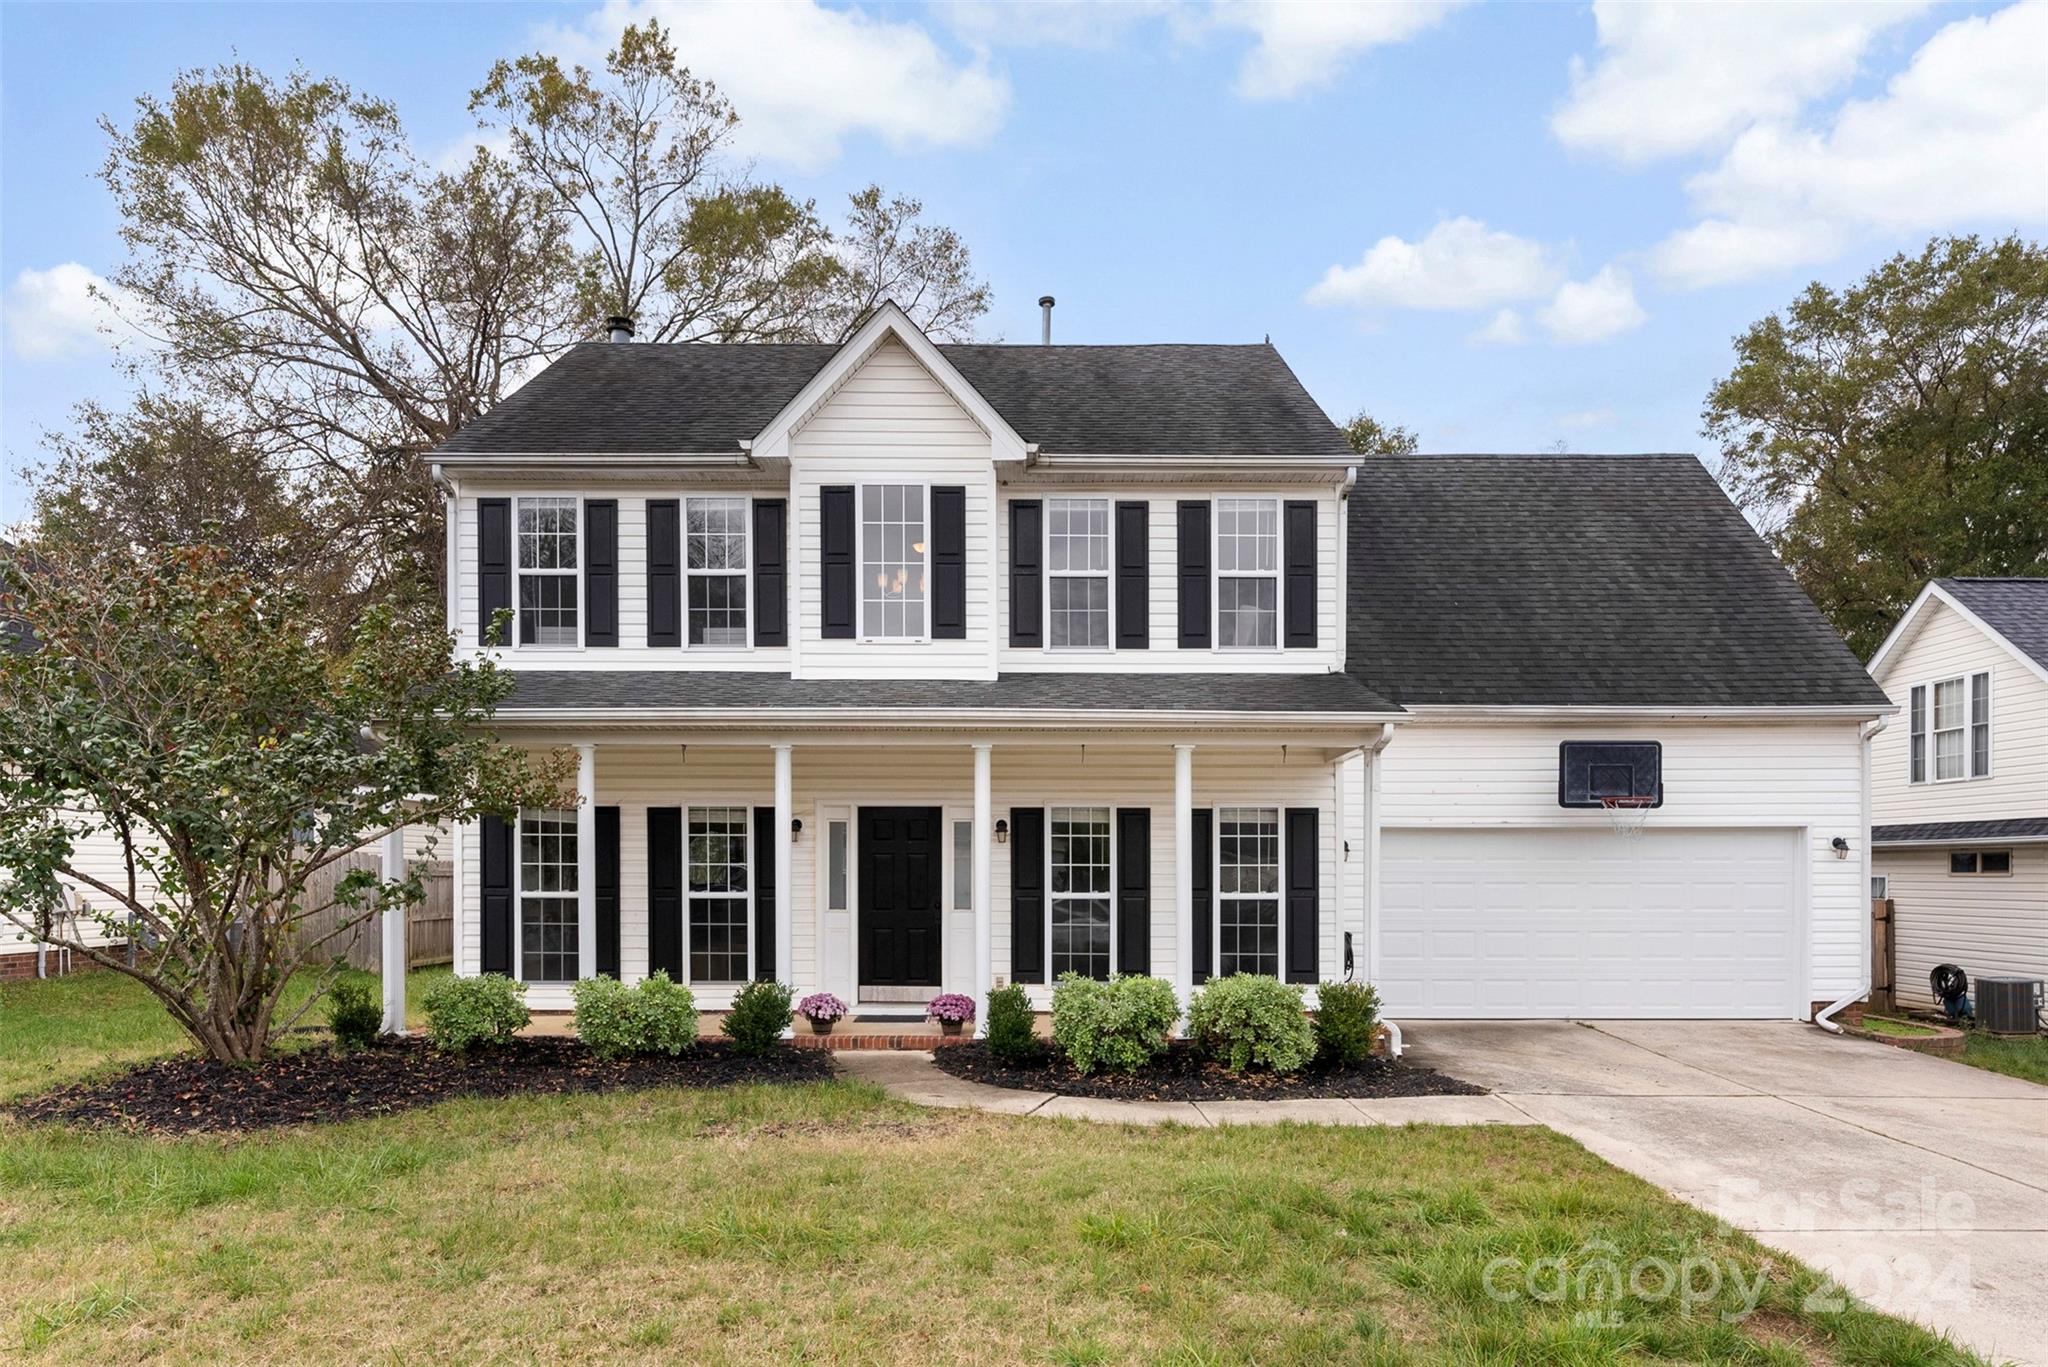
(807, 1016), (836, 1036)
(937, 1019), (965, 1037)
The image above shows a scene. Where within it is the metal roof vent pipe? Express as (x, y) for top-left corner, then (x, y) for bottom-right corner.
(605, 315), (635, 343)
(1038, 295), (1055, 345)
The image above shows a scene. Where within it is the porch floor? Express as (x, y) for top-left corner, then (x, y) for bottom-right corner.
(518, 1011), (968, 1050)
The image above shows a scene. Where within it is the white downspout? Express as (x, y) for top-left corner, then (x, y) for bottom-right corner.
(1818, 715), (1888, 1034)
(1362, 722), (1401, 1056)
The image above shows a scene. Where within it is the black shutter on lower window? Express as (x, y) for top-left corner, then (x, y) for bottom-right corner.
(585, 499), (618, 647)
(480, 814), (514, 975)
(1177, 500), (1211, 649)
(751, 498), (787, 647)
(1008, 500), (1042, 647)
(1009, 807), (1045, 983)
(1191, 808), (1213, 984)
(1283, 499), (1316, 648)
(931, 485), (967, 639)
(595, 807), (620, 978)
(648, 807), (683, 980)
(1115, 501), (1149, 649)
(478, 499), (511, 647)
(1116, 808), (1151, 975)
(821, 486), (856, 639)
(1284, 807), (1319, 984)
(752, 807), (777, 982)
(646, 500), (681, 648)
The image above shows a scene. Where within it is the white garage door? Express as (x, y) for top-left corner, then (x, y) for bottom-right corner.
(1380, 827), (1801, 1018)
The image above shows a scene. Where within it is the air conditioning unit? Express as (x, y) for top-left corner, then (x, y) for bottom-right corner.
(1975, 978), (2043, 1035)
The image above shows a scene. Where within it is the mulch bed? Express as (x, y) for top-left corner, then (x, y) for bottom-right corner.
(9, 1036), (836, 1137)
(932, 1040), (1485, 1102)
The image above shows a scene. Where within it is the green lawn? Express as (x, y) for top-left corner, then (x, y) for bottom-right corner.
(1959, 1029), (2048, 1085)
(0, 974), (1989, 1364)
(1861, 1016), (1941, 1038)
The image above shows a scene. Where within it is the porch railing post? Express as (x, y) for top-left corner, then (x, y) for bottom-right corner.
(576, 743), (597, 982)
(973, 741), (993, 1035)
(773, 743), (794, 986)
(1173, 743), (1195, 1025)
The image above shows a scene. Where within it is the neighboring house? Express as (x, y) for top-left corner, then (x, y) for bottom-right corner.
(423, 301), (1888, 1021)
(1867, 578), (2048, 1009)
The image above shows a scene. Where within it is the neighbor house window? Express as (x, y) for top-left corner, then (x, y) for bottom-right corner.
(1215, 498), (1278, 648)
(686, 496), (748, 646)
(1951, 850), (2012, 876)
(861, 484), (926, 639)
(1871, 874), (1888, 900)
(518, 811), (578, 981)
(516, 497), (578, 646)
(1047, 497), (1110, 649)
(688, 806), (749, 982)
(1970, 672), (1991, 776)
(1216, 806), (1280, 977)
(1049, 806), (1112, 980)
(1908, 685), (1926, 783)
(1920, 673), (1991, 782)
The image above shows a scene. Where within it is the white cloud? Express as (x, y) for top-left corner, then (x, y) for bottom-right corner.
(1649, 218), (1843, 291)
(1306, 217), (1562, 312)
(3, 263), (141, 361)
(1558, 407), (1616, 430)
(1469, 308), (1527, 346)
(1218, 0), (1467, 100)
(539, 0), (1010, 170)
(1537, 265), (1647, 345)
(940, 0), (1167, 50)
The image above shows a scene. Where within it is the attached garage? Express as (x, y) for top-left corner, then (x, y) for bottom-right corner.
(1378, 827), (1803, 1018)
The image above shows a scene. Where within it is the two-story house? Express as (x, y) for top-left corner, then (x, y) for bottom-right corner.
(1867, 578), (2048, 1009)
(422, 301), (1889, 1025)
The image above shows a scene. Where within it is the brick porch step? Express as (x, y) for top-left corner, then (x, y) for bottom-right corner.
(792, 1028), (969, 1050)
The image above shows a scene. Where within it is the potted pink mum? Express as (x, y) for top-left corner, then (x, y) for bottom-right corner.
(797, 992), (849, 1035)
(927, 993), (977, 1037)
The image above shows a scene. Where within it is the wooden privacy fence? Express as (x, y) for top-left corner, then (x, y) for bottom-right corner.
(292, 856), (454, 971)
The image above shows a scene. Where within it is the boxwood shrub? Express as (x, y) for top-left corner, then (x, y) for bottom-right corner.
(325, 976), (382, 1050)
(722, 979), (794, 1056)
(1050, 973), (1178, 1074)
(1186, 973), (1315, 1074)
(573, 972), (699, 1060)
(1313, 980), (1382, 1066)
(984, 982), (1041, 1064)
(422, 973), (529, 1053)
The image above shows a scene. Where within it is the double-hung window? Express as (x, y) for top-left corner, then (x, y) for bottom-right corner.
(1049, 806), (1112, 980)
(1216, 806), (1281, 977)
(516, 496), (578, 645)
(1914, 673), (1991, 782)
(1215, 498), (1278, 649)
(688, 806), (750, 982)
(1046, 498), (1111, 649)
(686, 496), (748, 646)
(518, 811), (578, 981)
(861, 484), (926, 639)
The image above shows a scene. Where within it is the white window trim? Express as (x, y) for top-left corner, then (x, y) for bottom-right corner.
(685, 803), (755, 987)
(1949, 849), (2014, 878)
(683, 494), (753, 652)
(1211, 495), (1284, 654)
(1871, 874), (1888, 900)
(1213, 804), (1282, 979)
(1045, 805), (1117, 981)
(512, 493), (584, 652)
(856, 480), (932, 645)
(1043, 495), (1115, 653)
(514, 808), (579, 984)
(1908, 684), (1927, 785)
(1915, 671), (1992, 784)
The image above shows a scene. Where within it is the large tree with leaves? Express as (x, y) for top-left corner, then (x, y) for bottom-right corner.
(0, 542), (570, 1062)
(1705, 235), (2048, 658)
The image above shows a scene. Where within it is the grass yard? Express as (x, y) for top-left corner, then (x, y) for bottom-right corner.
(0, 974), (1990, 1364)
(1958, 1029), (2048, 1085)
(1860, 1016), (1941, 1039)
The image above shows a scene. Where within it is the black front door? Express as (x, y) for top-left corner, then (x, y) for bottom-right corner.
(858, 807), (942, 988)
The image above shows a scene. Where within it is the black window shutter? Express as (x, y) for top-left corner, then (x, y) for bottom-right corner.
(1177, 500), (1211, 649)
(646, 500), (681, 648)
(479, 814), (514, 975)
(585, 499), (618, 647)
(1283, 500), (1317, 648)
(821, 486), (856, 639)
(595, 807), (620, 978)
(1009, 500), (1042, 647)
(932, 486), (967, 639)
(478, 499), (511, 647)
(1115, 500), (1149, 649)
(1285, 807), (1319, 984)
(1191, 808), (1213, 983)
(1116, 808), (1151, 975)
(752, 807), (777, 982)
(1009, 806), (1045, 983)
(752, 498), (787, 647)
(648, 807), (683, 979)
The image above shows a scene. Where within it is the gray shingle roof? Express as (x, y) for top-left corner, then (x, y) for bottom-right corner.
(497, 670), (1398, 716)
(1873, 818), (2048, 845)
(436, 341), (1352, 457)
(1938, 578), (2048, 671)
(1345, 455), (1891, 708)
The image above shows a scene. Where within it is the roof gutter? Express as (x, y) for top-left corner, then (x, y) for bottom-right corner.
(1401, 703), (1900, 721)
(1818, 713), (1888, 1035)
(484, 706), (1408, 730)
(427, 452), (759, 467)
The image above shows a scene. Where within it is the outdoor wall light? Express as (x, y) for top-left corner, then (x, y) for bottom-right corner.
(1831, 836), (1850, 859)
(994, 819), (1009, 844)
(790, 818), (804, 842)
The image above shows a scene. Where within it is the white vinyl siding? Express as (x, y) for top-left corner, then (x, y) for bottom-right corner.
(1874, 845), (2048, 1010)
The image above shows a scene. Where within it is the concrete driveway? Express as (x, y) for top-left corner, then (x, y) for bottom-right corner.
(1404, 1021), (2047, 1367)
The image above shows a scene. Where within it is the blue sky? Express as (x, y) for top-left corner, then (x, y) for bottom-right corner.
(3, 0), (2043, 525)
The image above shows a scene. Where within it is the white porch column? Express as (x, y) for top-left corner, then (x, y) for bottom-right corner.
(1173, 743), (1195, 1016)
(576, 743), (597, 980)
(972, 741), (993, 1034)
(773, 742), (794, 985)
(380, 826), (407, 1035)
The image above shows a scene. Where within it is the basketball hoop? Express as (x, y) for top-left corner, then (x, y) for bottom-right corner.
(1599, 795), (1656, 840)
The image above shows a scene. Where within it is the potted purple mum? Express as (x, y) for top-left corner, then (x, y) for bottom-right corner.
(927, 992), (977, 1037)
(797, 992), (849, 1035)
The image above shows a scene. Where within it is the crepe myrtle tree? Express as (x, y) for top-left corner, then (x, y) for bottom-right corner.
(0, 542), (572, 1063)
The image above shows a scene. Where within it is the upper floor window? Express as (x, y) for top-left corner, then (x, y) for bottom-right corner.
(862, 483), (926, 639)
(687, 496), (748, 646)
(1047, 497), (1110, 649)
(1215, 497), (1278, 649)
(517, 497), (578, 646)
(1912, 672), (1991, 783)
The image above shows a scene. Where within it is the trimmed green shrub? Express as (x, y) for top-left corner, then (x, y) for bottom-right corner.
(326, 976), (382, 1050)
(1187, 973), (1315, 1074)
(574, 972), (700, 1060)
(721, 979), (793, 1056)
(1050, 973), (1178, 1075)
(634, 972), (699, 1055)
(985, 982), (1041, 1064)
(1313, 980), (1382, 1067)
(422, 973), (529, 1053)
(572, 976), (635, 1058)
